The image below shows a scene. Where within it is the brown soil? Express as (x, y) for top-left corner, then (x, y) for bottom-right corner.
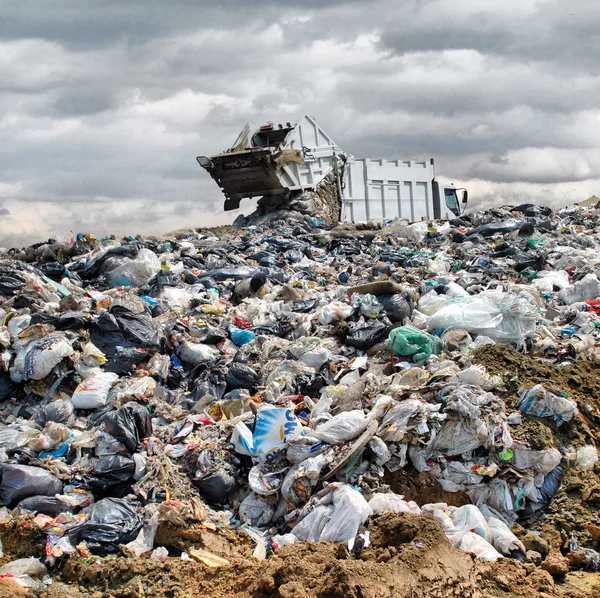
(28, 513), (595, 598)
(472, 344), (600, 449)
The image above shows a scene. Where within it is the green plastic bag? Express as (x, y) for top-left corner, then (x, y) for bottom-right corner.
(384, 326), (444, 362)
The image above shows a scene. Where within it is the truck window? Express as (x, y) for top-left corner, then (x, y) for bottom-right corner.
(444, 188), (459, 215)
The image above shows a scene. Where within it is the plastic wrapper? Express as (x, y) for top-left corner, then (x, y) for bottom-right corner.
(576, 445), (598, 471)
(231, 406), (303, 459)
(125, 504), (159, 557)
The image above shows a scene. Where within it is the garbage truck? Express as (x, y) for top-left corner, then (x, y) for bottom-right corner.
(197, 114), (468, 225)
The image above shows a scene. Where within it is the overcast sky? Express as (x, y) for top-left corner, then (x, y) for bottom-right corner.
(0, 0), (598, 247)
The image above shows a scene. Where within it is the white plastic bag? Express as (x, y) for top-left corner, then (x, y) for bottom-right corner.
(0, 557), (47, 576)
(369, 492), (421, 515)
(450, 505), (492, 543)
(576, 445), (598, 471)
(179, 341), (218, 366)
(317, 302), (354, 325)
(125, 504), (159, 557)
(458, 532), (503, 561)
(105, 248), (161, 287)
(312, 411), (369, 444)
(486, 516), (525, 556)
(320, 485), (372, 543)
(559, 273), (600, 305)
(71, 372), (119, 409)
(239, 492), (277, 527)
(10, 334), (74, 382)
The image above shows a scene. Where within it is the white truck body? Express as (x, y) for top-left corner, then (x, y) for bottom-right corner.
(197, 114), (467, 222)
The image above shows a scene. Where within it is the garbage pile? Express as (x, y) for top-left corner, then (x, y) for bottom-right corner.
(0, 203), (600, 591)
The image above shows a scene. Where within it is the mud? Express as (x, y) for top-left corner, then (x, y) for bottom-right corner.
(26, 512), (598, 598)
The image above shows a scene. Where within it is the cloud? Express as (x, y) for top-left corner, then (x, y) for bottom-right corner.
(0, 0), (599, 247)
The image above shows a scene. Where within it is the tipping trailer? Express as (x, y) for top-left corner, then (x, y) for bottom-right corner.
(197, 114), (468, 224)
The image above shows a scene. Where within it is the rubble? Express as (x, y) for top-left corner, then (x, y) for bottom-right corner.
(0, 201), (599, 595)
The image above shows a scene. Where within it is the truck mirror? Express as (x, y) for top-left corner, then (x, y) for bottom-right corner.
(461, 190), (468, 204)
(196, 156), (211, 168)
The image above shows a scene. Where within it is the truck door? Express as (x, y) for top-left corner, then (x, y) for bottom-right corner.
(443, 187), (468, 217)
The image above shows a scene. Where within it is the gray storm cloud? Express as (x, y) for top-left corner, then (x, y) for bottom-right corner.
(0, 0), (599, 247)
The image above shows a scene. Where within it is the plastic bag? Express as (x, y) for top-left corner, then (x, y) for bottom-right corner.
(377, 294), (413, 323)
(486, 516), (525, 556)
(71, 372), (119, 409)
(532, 270), (570, 293)
(0, 557), (47, 577)
(125, 504), (159, 557)
(16, 495), (74, 516)
(450, 505), (492, 543)
(36, 399), (74, 426)
(286, 435), (325, 464)
(384, 326), (444, 361)
(559, 273), (600, 305)
(87, 455), (136, 489)
(230, 326), (256, 346)
(298, 346), (331, 370)
(516, 384), (577, 425)
(225, 363), (259, 390)
(104, 249), (161, 287)
(193, 469), (237, 504)
(369, 493), (421, 515)
(68, 498), (143, 554)
(345, 321), (388, 350)
(312, 410), (369, 444)
(427, 291), (538, 346)
(576, 445), (598, 471)
(458, 532), (503, 561)
(292, 484), (373, 542)
(317, 301), (354, 325)
(238, 492), (277, 527)
(231, 406), (303, 459)
(103, 402), (152, 453)
(0, 464), (63, 506)
(179, 341), (218, 366)
(10, 333), (74, 382)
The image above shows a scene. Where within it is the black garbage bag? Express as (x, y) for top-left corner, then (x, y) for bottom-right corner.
(292, 299), (319, 313)
(16, 495), (74, 516)
(345, 320), (388, 350)
(103, 403), (152, 453)
(514, 251), (547, 272)
(68, 498), (143, 554)
(0, 373), (24, 401)
(87, 455), (136, 489)
(104, 347), (149, 375)
(225, 363), (259, 390)
(191, 378), (227, 403)
(193, 470), (237, 505)
(0, 464), (63, 506)
(296, 372), (328, 396)
(0, 272), (27, 295)
(110, 306), (160, 349)
(36, 399), (74, 426)
(39, 262), (66, 282)
(194, 326), (228, 344)
(466, 221), (521, 238)
(377, 294), (413, 323)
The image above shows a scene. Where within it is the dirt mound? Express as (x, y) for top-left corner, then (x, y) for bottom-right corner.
(25, 512), (594, 598)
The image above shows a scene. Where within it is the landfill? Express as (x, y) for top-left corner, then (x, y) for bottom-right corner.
(0, 203), (599, 597)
